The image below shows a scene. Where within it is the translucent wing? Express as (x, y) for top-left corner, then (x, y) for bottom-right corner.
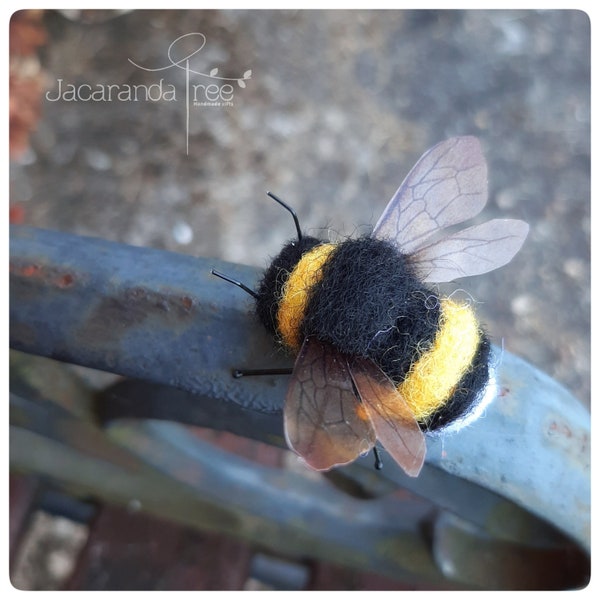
(284, 337), (376, 471)
(349, 356), (426, 477)
(372, 136), (488, 254)
(411, 218), (530, 282)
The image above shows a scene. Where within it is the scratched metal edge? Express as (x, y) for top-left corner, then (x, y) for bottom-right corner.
(9, 225), (590, 551)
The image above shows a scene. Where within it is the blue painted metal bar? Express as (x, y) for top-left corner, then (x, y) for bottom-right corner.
(9, 225), (590, 556)
(9, 225), (291, 414)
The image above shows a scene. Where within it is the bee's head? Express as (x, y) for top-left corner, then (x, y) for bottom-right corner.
(255, 236), (323, 339)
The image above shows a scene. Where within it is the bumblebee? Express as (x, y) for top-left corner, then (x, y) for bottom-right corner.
(213, 137), (528, 476)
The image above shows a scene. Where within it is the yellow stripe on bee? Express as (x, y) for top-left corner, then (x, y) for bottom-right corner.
(399, 298), (480, 422)
(277, 243), (337, 352)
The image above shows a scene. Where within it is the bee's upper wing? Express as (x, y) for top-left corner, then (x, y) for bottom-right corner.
(349, 356), (425, 477)
(410, 218), (530, 283)
(284, 337), (376, 471)
(372, 136), (488, 255)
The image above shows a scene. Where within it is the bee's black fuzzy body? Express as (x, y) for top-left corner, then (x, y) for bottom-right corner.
(212, 137), (529, 473)
(255, 236), (492, 431)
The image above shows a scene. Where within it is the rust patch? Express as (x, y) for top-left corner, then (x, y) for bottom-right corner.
(57, 273), (74, 288)
(20, 264), (41, 277)
(76, 285), (197, 346)
(10, 260), (79, 289)
(547, 420), (572, 438)
(544, 414), (590, 468)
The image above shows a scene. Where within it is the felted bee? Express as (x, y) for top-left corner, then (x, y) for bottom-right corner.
(213, 136), (529, 476)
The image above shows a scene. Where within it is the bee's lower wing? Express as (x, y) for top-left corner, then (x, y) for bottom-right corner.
(349, 356), (426, 477)
(410, 218), (530, 283)
(284, 338), (376, 471)
(372, 137), (488, 255)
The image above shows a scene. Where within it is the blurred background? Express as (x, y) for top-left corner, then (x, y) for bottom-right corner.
(9, 8), (590, 589)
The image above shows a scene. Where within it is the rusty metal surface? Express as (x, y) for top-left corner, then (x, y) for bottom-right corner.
(10, 224), (292, 414)
(10, 225), (590, 561)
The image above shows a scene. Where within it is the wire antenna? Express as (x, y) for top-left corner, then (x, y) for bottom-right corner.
(211, 269), (259, 300)
(373, 446), (383, 470)
(267, 191), (302, 242)
(233, 367), (293, 378)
